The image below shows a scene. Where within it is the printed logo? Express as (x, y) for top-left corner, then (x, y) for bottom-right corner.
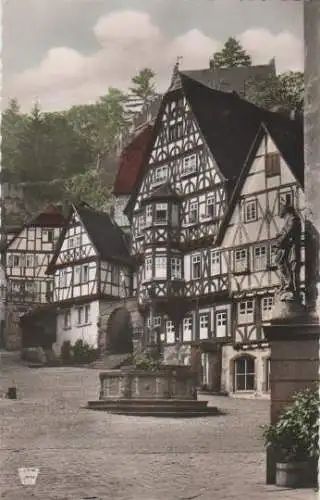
(18, 467), (39, 485)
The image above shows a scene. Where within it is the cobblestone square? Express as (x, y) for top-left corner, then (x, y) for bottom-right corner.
(0, 353), (317, 500)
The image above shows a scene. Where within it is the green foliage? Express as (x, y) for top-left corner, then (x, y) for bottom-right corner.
(65, 169), (111, 210)
(210, 37), (252, 69)
(60, 339), (100, 364)
(132, 350), (161, 372)
(128, 68), (157, 110)
(262, 388), (319, 462)
(246, 71), (304, 113)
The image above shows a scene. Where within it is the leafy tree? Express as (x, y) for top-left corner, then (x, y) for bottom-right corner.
(210, 37), (252, 69)
(245, 71), (304, 114)
(128, 68), (157, 111)
(64, 169), (111, 210)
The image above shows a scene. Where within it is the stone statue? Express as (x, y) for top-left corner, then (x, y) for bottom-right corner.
(274, 200), (302, 301)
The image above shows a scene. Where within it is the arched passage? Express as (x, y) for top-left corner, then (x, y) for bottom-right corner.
(105, 307), (133, 354)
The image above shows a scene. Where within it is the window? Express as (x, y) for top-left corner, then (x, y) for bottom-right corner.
(182, 154), (197, 176)
(153, 316), (161, 328)
(234, 356), (255, 392)
(75, 235), (81, 247)
(216, 311), (227, 338)
(245, 200), (257, 222)
(155, 256), (167, 279)
(169, 119), (183, 142)
(144, 257), (152, 281)
(153, 165), (168, 186)
(74, 266), (81, 285)
(155, 204), (168, 225)
(67, 237), (74, 249)
(265, 153), (280, 177)
(82, 265), (89, 283)
(13, 255), (20, 267)
(238, 300), (254, 324)
(199, 313), (209, 340)
(183, 317), (193, 342)
(234, 248), (248, 273)
(25, 281), (35, 294)
(189, 201), (199, 223)
(60, 269), (67, 288)
(206, 196), (215, 218)
(192, 254), (201, 279)
(43, 230), (53, 243)
(262, 296), (274, 322)
(77, 305), (91, 326)
(146, 205), (153, 226)
(112, 266), (120, 285)
(279, 191), (293, 213)
(166, 320), (175, 344)
(270, 244), (278, 267)
(138, 214), (145, 234)
(63, 310), (71, 329)
(171, 257), (182, 279)
(211, 250), (220, 275)
(254, 245), (267, 271)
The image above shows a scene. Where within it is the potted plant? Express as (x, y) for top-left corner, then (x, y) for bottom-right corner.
(262, 388), (319, 488)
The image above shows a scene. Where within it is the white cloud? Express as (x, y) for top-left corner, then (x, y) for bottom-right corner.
(6, 10), (304, 111)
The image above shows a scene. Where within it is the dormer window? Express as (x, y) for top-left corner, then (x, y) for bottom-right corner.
(153, 165), (168, 187)
(155, 204), (168, 225)
(181, 154), (197, 176)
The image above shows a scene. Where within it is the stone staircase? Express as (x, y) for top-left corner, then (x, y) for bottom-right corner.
(86, 398), (220, 417)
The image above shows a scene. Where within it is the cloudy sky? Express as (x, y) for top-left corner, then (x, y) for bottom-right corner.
(3, 0), (303, 112)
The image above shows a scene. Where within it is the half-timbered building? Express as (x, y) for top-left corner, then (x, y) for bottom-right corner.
(123, 72), (304, 396)
(4, 204), (66, 349)
(46, 203), (132, 354)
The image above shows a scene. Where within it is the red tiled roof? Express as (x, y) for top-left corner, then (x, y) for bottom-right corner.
(29, 204), (67, 227)
(113, 125), (154, 196)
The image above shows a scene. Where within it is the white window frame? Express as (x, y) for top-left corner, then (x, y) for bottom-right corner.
(182, 154), (197, 176)
(245, 200), (257, 222)
(154, 204), (168, 225)
(189, 201), (199, 224)
(192, 254), (201, 279)
(216, 311), (227, 338)
(238, 300), (254, 324)
(82, 264), (89, 283)
(155, 256), (167, 279)
(166, 320), (175, 344)
(67, 237), (74, 249)
(206, 196), (215, 218)
(261, 296), (274, 322)
(74, 266), (81, 285)
(199, 313), (209, 340)
(146, 205), (153, 226)
(171, 257), (182, 279)
(254, 245), (267, 271)
(153, 165), (168, 186)
(234, 248), (248, 273)
(144, 257), (152, 281)
(234, 356), (255, 392)
(43, 230), (54, 243)
(210, 250), (220, 275)
(183, 317), (193, 342)
(63, 310), (71, 329)
(25, 254), (34, 268)
(60, 269), (67, 288)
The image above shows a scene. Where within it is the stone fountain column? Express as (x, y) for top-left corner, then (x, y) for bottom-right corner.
(264, 0), (320, 485)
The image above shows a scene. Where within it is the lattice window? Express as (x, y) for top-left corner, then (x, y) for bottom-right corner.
(189, 201), (199, 223)
(216, 311), (227, 338)
(182, 154), (197, 176)
(265, 153), (280, 177)
(234, 248), (248, 273)
(238, 300), (254, 324)
(43, 230), (53, 243)
(192, 254), (201, 279)
(166, 320), (175, 344)
(234, 356), (255, 391)
(171, 257), (182, 279)
(144, 257), (152, 281)
(146, 205), (153, 226)
(183, 317), (193, 342)
(245, 200), (257, 222)
(261, 296), (274, 321)
(206, 196), (215, 218)
(210, 250), (220, 275)
(254, 245), (267, 271)
(155, 204), (168, 225)
(199, 313), (209, 340)
(155, 256), (167, 279)
(153, 165), (168, 186)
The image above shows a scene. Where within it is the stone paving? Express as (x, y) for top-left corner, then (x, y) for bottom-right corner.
(0, 352), (317, 500)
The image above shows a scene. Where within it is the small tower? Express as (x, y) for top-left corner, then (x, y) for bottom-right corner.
(168, 56), (183, 91)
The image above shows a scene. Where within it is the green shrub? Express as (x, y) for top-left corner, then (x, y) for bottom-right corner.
(72, 339), (100, 364)
(262, 388), (319, 462)
(60, 341), (72, 363)
(132, 351), (161, 372)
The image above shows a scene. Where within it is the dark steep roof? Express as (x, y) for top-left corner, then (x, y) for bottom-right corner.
(181, 61), (276, 96)
(76, 204), (130, 262)
(141, 183), (180, 204)
(47, 204), (131, 273)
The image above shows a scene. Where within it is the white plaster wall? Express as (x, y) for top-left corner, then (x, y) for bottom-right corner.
(54, 300), (100, 355)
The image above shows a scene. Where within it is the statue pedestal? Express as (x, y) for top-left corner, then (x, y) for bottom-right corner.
(264, 299), (320, 484)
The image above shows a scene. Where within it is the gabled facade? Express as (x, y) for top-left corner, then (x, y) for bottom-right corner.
(47, 203), (132, 354)
(122, 72), (304, 395)
(4, 205), (66, 349)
